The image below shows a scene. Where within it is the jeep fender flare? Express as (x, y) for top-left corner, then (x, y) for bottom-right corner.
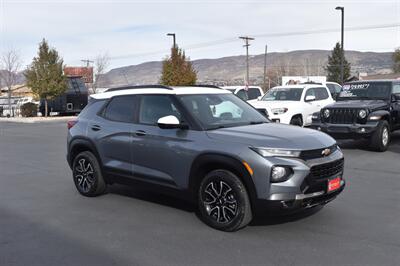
(369, 110), (391, 124)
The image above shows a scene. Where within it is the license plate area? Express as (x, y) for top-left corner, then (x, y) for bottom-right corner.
(328, 177), (341, 192)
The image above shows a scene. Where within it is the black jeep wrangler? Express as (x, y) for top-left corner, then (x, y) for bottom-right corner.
(310, 80), (400, 151)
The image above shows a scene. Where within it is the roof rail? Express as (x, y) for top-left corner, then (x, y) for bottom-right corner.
(106, 84), (173, 92)
(185, 84), (223, 89)
(300, 81), (322, 85)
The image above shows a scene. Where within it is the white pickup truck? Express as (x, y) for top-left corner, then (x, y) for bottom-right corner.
(248, 84), (334, 126)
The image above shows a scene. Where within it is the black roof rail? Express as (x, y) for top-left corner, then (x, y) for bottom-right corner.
(106, 84), (173, 92)
(300, 81), (323, 85)
(184, 84), (223, 89)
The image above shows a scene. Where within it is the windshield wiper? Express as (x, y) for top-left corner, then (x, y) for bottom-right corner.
(249, 121), (266, 125)
(207, 125), (228, 130)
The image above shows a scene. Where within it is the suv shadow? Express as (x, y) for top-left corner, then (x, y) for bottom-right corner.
(337, 132), (400, 153)
(249, 206), (323, 226)
(107, 184), (195, 212)
(107, 184), (324, 227)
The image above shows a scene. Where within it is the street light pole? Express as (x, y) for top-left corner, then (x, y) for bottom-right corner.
(336, 6), (344, 85)
(263, 44), (268, 91)
(167, 33), (176, 48)
(239, 36), (255, 86)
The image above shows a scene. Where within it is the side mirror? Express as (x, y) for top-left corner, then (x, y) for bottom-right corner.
(157, 115), (186, 129)
(392, 94), (400, 102)
(305, 95), (316, 102)
(257, 96), (262, 100)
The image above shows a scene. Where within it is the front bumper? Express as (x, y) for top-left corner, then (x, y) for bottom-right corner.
(309, 122), (379, 139)
(254, 180), (345, 215)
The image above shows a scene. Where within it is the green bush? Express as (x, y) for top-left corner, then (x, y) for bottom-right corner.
(20, 102), (38, 117)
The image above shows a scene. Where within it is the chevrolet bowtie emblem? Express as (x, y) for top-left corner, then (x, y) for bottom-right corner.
(321, 148), (331, 156)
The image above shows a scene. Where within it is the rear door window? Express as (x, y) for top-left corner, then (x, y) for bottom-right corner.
(314, 87), (330, 100)
(103, 95), (136, 123)
(247, 88), (262, 100)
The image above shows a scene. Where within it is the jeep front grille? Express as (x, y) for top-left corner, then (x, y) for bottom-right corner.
(323, 108), (357, 124)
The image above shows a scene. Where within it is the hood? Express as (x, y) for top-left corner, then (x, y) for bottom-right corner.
(326, 99), (388, 111)
(206, 123), (335, 150)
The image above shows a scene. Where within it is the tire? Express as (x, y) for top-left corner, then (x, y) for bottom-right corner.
(290, 116), (303, 126)
(370, 120), (390, 152)
(72, 151), (107, 197)
(198, 170), (252, 232)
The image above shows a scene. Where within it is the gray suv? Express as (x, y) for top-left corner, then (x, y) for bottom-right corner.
(67, 85), (345, 231)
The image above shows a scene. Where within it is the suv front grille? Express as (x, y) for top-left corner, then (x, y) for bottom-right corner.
(310, 158), (344, 179)
(300, 145), (338, 160)
(301, 158), (344, 194)
(323, 108), (357, 124)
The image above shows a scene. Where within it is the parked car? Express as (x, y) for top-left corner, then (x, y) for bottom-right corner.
(325, 81), (342, 99)
(222, 86), (264, 101)
(40, 77), (88, 116)
(248, 84), (334, 126)
(67, 85), (345, 231)
(310, 80), (400, 151)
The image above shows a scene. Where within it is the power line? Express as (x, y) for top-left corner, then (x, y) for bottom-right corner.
(81, 59), (94, 67)
(102, 22), (400, 61)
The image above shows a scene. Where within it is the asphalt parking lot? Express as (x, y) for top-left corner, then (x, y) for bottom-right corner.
(0, 121), (399, 266)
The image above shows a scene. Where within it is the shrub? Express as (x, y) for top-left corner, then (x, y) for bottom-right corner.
(20, 102), (38, 117)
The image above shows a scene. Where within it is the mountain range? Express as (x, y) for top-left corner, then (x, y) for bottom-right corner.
(1, 50), (394, 89)
(97, 49), (394, 88)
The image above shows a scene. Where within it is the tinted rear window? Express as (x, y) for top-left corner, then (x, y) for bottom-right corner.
(248, 88), (262, 100)
(103, 96), (136, 123)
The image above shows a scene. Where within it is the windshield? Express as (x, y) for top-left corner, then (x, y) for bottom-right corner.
(178, 93), (268, 130)
(261, 87), (303, 101)
(339, 82), (391, 100)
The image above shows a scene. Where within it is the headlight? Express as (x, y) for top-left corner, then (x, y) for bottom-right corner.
(358, 109), (367, 119)
(271, 108), (288, 114)
(271, 166), (292, 182)
(251, 147), (300, 158)
(323, 109), (330, 118)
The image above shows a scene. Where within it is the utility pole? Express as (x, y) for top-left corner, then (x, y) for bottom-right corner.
(263, 44), (268, 91)
(81, 59), (94, 67)
(167, 33), (176, 48)
(335, 6), (344, 85)
(239, 36), (254, 86)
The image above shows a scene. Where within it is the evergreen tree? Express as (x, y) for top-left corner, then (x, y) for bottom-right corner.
(160, 46), (197, 86)
(392, 48), (400, 73)
(325, 42), (351, 84)
(25, 39), (67, 117)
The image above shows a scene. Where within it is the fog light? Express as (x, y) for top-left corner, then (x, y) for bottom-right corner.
(317, 127), (321, 131)
(271, 166), (291, 183)
(360, 128), (366, 133)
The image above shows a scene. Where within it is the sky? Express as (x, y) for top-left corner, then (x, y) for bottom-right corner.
(0, 0), (399, 70)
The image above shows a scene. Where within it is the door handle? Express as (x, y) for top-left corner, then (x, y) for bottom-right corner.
(91, 125), (101, 131)
(135, 130), (146, 136)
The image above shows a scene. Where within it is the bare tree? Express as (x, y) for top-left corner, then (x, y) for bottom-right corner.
(92, 52), (110, 94)
(0, 49), (21, 117)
